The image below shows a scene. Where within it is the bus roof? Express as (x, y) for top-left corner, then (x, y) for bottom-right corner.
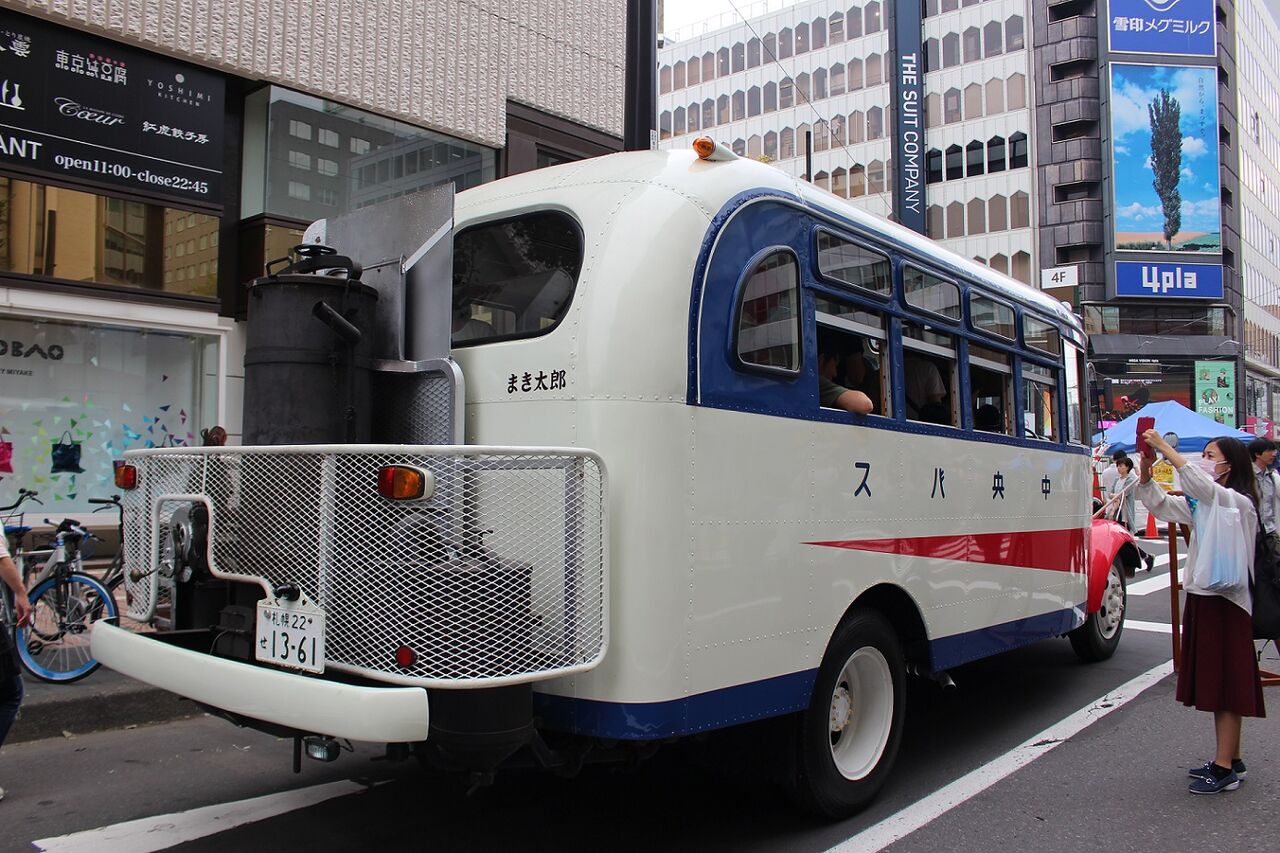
(456, 147), (1082, 336)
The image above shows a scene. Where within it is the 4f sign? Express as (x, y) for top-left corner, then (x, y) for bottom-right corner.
(1041, 266), (1078, 289)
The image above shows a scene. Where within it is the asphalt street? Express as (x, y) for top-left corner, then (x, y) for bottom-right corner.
(3, 536), (1279, 852)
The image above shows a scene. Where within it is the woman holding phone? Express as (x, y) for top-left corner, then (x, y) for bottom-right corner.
(1135, 430), (1265, 794)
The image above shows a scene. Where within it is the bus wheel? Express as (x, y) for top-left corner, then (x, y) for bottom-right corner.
(788, 610), (905, 817)
(1069, 557), (1126, 662)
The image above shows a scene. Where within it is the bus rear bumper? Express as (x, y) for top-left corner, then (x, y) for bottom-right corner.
(91, 622), (430, 743)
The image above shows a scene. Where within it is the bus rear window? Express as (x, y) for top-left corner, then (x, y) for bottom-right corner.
(451, 211), (583, 345)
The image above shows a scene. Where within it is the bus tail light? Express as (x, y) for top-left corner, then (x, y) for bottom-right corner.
(377, 465), (433, 500)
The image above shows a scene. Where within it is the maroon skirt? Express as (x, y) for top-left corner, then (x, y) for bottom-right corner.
(1176, 593), (1266, 717)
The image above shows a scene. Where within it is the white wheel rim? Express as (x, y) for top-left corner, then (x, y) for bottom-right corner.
(827, 646), (894, 781)
(1098, 563), (1125, 640)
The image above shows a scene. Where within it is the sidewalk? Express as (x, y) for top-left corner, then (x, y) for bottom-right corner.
(9, 664), (194, 744)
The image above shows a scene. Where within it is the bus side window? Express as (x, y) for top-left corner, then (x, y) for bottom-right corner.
(737, 250), (801, 371)
(814, 296), (890, 416)
(1021, 316), (1063, 440)
(970, 343), (1013, 434)
(902, 321), (958, 426)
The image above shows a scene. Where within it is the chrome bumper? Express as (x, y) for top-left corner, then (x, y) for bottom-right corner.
(92, 623), (430, 742)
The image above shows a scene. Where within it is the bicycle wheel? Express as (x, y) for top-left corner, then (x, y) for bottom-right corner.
(16, 572), (117, 683)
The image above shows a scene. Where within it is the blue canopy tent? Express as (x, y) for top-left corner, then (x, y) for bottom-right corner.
(1093, 400), (1252, 455)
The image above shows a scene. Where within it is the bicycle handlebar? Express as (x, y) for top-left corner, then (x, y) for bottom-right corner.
(0, 488), (42, 512)
(88, 496), (122, 507)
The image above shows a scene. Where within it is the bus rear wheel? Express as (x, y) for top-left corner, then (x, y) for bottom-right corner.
(787, 609), (905, 818)
(1069, 557), (1126, 662)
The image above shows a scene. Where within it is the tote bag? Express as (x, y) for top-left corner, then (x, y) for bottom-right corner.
(1190, 490), (1249, 593)
(50, 429), (84, 474)
(0, 437), (12, 474)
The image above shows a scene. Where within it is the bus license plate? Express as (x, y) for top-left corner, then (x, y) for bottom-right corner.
(255, 598), (326, 674)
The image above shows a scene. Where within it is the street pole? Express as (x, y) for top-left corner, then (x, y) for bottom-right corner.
(624, 0), (657, 151)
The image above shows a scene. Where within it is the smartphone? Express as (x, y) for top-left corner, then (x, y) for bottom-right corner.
(1135, 416), (1156, 458)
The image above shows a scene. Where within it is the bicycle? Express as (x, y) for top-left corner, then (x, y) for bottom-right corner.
(2, 488), (47, 588)
(88, 495), (127, 599)
(13, 517), (118, 683)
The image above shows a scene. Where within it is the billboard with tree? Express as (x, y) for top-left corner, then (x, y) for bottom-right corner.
(1110, 64), (1220, 254)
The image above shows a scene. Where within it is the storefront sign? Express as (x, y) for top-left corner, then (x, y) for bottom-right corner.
(1115, 260), (1223, 298)
(1041, 265), (1079, 289)
(1110, 64), (1219, 254)
(1194, 360), (1236, 427)
(1108, 0), (1216, 58)
(889, 1), (925, 235)
(0, 9), (223, 206)
(1247, 416), (1274, 439)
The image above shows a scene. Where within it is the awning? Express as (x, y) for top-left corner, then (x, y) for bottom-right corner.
(1088, 334), (1239, 358)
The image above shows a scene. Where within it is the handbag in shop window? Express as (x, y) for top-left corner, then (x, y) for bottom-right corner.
(50, 429), (85, 474)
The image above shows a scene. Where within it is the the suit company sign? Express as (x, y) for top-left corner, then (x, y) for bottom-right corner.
(0, 8), (224, 206)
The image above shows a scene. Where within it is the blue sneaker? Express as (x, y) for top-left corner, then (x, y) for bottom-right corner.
(1189, 759), (1247, 781)
(1188, 766), (1240, 794)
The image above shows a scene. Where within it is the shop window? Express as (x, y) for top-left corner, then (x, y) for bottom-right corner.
(943, 33), (959, 67)
(986, 78), (1005, 114)
(945, 144), (964, 180)
(965, 83), (983, 119)
(1006, 15), (1025, 51)
(866, 54), (883, 87)
(966, 140), (985, 176)
(964, 27), (981, 62)
(737, 250), (800, 372)
(748, 38), (761, 68)
(764, 82), (778, 112)
(815, 296), (892, 416)
(984, 21), (1002, 57)
(989, 195), (1008, 231)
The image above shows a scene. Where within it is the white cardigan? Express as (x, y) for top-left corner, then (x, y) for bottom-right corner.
(1135, 462), (1257, 615)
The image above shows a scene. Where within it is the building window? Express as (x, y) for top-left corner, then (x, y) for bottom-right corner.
(967, 198), (986, 233)
(732, 42), (745, 72)
(865, 2), (882, 34)
(1007, 73), (1026, 109)
(927, 204), (943, 238)
(946, 201), (964, 238)
(289, 150), (311, 170)
(1009, 131), (1028, 168)
(988, 136), (1006, 172)
(318, 128), (339, 148)
(986, 78), (1005, 114)
(688, 102), (701, 132)
(747, 38), (761, 67)
(288, 181), (311, 201)
(989, 195), (1008, 231)
(944, 88), (962, 123)
(965, 83), (983, 119)
(350, 136), (370, 155)
(984, 21), (1002, 57)
(867, 107), (884, 140)
(966, 140), (985, 176)
(660, 65), (671, 94)
(674, 61), (686, 89)
(1005, 16), (1025, 52)
(943, 32), (959, 67)
(318, 187), (338, 206)
(926, 149), (943, 183)
(848, 59), (863, 91)
(866, 54), (882, 87)
(1011, 191), (1030, 228)
(764, 82), (778, 112)
(780, 78), (794, 109)
(946, 144), (964, 180)
(732, 91), (746, 120)
(964, 27), (981, 63)
(289, 119), (311, 140)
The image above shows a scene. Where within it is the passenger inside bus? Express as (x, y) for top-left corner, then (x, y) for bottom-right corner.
(837, 337), (883, 415)
(975, 404), (1004, 432)
(452, 300), (497, 342)
(817, 331), (874, 415)
(904, 352), (949, 424)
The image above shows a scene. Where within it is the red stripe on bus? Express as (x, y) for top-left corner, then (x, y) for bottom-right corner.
(805, 528), (1087, 573)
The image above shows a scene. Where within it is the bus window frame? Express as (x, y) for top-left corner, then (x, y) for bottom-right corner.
(1019, 358), (1061, 442)
(815, 298), (892, 418)
(1021, 313), (1063, 357)
(900, 263), (962, 325)
(450, 208), (586, 349)
(812, 227), (894, 302)
(901, 318), (961, 428)
(731, 245), (804, 378)
(968, 291), (1017, 343)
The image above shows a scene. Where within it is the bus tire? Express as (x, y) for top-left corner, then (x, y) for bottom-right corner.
(1069, 557), (1126, 662)
(788, 609), (906, 818)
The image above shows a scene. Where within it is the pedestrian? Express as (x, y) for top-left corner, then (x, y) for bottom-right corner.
(200, 425), (228, 447)
(0, 531), (33, 803)
(1249, 437), (1279, 547)
(1099, 448), (1127, 502)
(1104, 457), (1156, 571)
(1135, 430), (1265, 794)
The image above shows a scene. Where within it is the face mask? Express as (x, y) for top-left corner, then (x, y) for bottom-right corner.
(1197, 456), (1225, 478)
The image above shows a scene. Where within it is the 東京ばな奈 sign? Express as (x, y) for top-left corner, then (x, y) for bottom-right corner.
(1108, 0), (1216, 58)
(0, 8), (224, 207)
(1115, 261), (1223, 299)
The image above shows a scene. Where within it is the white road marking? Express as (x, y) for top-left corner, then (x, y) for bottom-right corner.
(826, 659), (1175, 853)
(1129, 553), (1179, 597)
(32, 779), (368, 853)
(1125, 619), (1174, 634)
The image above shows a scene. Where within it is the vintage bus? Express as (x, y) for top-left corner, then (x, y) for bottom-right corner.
(93, 142), (1139, 817)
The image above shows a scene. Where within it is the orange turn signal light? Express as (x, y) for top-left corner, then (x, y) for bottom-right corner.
(377, 465), (432, 500)
(693, 136), (717, 159)
(114, 462), (138, 490)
